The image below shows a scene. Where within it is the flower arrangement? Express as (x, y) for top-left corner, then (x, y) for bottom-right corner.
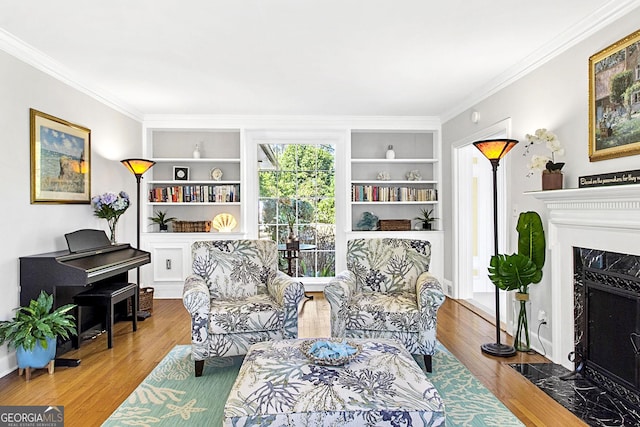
(91, 191), (130, 243)
(523, 128), (565, 176)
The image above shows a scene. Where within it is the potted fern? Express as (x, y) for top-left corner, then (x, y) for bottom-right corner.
(487, 211), (545, 351)
(0, 291), (77, 377)
(148, 210), (177, 232)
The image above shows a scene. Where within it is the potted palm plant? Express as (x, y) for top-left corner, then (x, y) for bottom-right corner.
(487, 211), (545, 351)
(0, 291), (77, 378)
(414, 208), (437, 230)
(148, 210), (177, 232)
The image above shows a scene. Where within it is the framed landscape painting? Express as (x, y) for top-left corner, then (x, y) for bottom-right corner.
(589, 29), (640, 161)
(30, 109), (91, 204)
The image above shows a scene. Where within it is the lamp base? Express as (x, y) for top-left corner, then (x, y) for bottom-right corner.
(481, 342), (517, 357)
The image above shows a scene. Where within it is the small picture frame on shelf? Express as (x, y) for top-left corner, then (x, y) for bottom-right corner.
(173, 166), (189, 181)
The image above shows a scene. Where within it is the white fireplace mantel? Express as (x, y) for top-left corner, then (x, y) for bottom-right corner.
(528, 184), (640, 368)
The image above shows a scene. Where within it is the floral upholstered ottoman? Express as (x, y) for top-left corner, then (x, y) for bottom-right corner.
(223, 338), (445, 426)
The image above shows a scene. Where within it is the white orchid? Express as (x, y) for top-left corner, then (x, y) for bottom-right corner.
(528, 154), (551, 170)
(523, 128), (565, 175)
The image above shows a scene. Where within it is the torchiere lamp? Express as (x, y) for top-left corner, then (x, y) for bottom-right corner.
(473, 138), (518, 357)
(121, 158), (155, 288)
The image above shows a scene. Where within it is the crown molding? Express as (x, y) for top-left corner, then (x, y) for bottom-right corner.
(441, 0), (640, 123)
(141, 114), (441, 131)
(0, 28), (143, 122)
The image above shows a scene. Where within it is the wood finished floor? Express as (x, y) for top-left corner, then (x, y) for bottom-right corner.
(0, 294), (586, 426)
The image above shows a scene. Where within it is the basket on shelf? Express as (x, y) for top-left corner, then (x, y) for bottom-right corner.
(172, 220), (212, 232)
(127, 287), (154, 316)
(378, 219), (411, 231)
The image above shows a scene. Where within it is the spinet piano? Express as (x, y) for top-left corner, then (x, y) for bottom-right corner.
(19, 229), (151, 355)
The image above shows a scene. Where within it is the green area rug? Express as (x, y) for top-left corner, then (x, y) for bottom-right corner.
(103, 343), (522, 426)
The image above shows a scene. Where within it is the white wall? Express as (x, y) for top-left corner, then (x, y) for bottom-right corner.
(0, 50), (142, 376)
(442, 8), (640, 355)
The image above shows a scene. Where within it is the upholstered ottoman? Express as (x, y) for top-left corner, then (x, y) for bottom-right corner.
(223, 338), (445, 426)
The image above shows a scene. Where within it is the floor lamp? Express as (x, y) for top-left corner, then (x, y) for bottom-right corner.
(473, 138), (518, 358)
(121, 158), (155, 317)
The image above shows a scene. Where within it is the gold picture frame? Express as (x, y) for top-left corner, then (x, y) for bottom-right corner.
(30, 109), (91, 204)
(589, 28), (640, 161)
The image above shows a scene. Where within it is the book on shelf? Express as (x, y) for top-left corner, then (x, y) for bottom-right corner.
(351, 184), (437, 202)
(149, 184), (240, 203)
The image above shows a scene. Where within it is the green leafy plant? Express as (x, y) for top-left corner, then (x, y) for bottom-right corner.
(488, 253), (539, 293)
(148, 210), (177, 230)
(413, 208), (437, 230)
(487, 211), (546, 352)
(488, 211), (546, 293)
(516, 211), (545, 282)
(0, 291), (76, 351)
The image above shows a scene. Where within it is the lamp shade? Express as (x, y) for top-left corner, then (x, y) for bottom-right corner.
(472, 139), (518, 161)
(121, 158), (155, 177)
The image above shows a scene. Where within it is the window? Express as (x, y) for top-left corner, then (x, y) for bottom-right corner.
(258, 143), (335, 277)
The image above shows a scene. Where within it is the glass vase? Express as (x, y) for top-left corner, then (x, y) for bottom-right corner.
(108, 218), (118, 244)
(514, 292), (531, 352)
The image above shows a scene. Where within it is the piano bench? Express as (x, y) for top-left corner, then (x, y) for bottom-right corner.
(74, 282), (138, 349)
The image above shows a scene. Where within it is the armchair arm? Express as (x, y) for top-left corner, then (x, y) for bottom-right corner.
(415, 271), (445, 315)
(183, 274), (211, 315)
(267, 271), (305, 308)
(267, 271), (305, 339)
(324, 270), (357, 337)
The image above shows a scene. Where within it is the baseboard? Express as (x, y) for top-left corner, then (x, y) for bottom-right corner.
(303, 282), (327, 293)
(151, 281), (328, 299)
(0, 352), (16, 379)
(531, 328), (553, 360)
(441, 278), (454, 298)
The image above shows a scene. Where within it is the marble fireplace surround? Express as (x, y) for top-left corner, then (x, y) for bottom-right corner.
(531, 184), (640, 370)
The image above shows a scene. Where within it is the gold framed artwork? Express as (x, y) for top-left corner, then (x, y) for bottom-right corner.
(30, 109), (91, 204)
(589, 28), (640, 162)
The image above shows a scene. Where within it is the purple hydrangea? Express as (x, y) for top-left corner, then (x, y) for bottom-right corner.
(92, 191), (130, 220)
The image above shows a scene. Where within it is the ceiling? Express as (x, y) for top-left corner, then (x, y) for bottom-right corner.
(0, 1), (638, 121)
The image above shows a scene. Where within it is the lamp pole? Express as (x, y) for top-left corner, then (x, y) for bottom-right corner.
(473, 139), (518, 358)
(121, 159), (156, 288)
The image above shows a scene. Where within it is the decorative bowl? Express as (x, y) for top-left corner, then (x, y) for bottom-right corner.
(300, 339), (362, 366)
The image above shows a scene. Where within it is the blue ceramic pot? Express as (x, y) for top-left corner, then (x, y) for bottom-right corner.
(15, 337), (57, 369)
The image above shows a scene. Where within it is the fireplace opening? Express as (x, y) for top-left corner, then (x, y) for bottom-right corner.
(575, 248), (640, 409)
(586, 273), (639, 390)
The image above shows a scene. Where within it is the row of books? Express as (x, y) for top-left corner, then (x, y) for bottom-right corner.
(351, 185), (437, 202)
(149, 185), (240, 203)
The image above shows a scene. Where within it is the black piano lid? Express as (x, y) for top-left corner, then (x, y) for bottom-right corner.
(65, 229), (113, 253)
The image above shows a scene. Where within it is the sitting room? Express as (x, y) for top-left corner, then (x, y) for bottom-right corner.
(2, 2), (640, 426)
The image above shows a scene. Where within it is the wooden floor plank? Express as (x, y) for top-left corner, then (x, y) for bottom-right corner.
(0, 294), (586, 426)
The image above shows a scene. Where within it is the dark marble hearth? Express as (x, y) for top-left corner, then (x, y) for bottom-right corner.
(511, 363), (640, 427)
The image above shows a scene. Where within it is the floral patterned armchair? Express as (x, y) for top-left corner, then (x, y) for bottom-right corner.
(324, 238), (445, 371)
(182, 239), (305, 377)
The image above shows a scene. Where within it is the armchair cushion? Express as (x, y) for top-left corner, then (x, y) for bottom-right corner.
(192, 240), (275, 299)
(346, 291), (420, 332)
(209, 294), (283, 334)
(347, 238), (432, 294)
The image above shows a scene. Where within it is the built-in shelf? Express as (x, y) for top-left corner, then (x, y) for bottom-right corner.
(351, 158), (438, 164)
(151, 158), (241, 163)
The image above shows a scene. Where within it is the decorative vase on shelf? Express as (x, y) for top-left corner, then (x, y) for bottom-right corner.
(542, 170), (563, 190)
(193, 144), (201, 159)
(386, 145), (395, 159)
(514, 292), (531, 352)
